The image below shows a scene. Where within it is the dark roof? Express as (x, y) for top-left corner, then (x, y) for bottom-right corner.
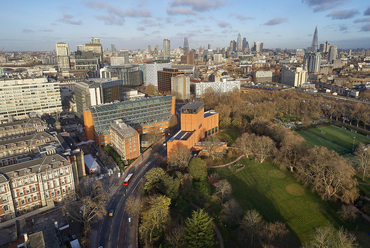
(181, 102), (204, 110)
(0, 132), (52, 147)
(172, 131), (194, 141)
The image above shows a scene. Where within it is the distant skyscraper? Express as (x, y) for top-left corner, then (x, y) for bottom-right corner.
(242, 38), (247, 51)
(328, 46), (337, 63)
(163, 38), (170, 60)
(325, 41), (330, 53)
(208, 44), (211, 49)
(230, 41), (234, 52)
(91, 38), (101, 44)
(256, 42), (263, 53)
(56, 42), (70, 71)
(111, 44), (116, 53)
(251, 41), (255, 52)
(184, 37), (189, 54)
(155, 45), (159, 54)
(349, 49), (352, 56)
(311, 26), (318, 52)
(237, 33), (242, 52)
(148, 45), (151, 53)
(303, 52), (321, 73)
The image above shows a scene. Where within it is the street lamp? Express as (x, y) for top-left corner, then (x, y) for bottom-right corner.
(352, 136), (356, 151)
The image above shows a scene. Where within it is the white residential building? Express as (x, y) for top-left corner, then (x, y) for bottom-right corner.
(281, 66), (308, 87)
(0, 78), (62, 124)
(193, 80), (241, 97)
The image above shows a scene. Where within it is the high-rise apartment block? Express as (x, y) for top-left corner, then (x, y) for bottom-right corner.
(144, 61), (172, 87)
(171, 75), (190, 100)
(157, 68), (184, 94)
(163, 39), (170, 60)
(237, 33), (242, 52)
(111, 44), (116, 53)
(0, 78), (62, 124)
(187, 51), (194, 65)
(183, 37), (189, 54)
(109, 119), (140, 160)
(281, 66), (308, 87)
(56, 42), (70, 71)
(83, 95), (175, 145)
(303, 52), (321, 73)
(328, 46), (337, 64)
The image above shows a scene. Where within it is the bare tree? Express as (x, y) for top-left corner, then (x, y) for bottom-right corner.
(354, 143), (370, 180)
(298, 147), (359, 204)
(338, 204), (357, 222)
(220, 198), (243, 226)
(208, 172), (220, 185)
(214, 179), (232, 205)
(234, 132), (256, 158)
(167, 143), (192, 169)
(240, 209), (263, 245)
(257, 221), (289, 247)
(62, 180), (107, 230)
(304, 225), (357, 248)
(253, 135), (275, 163)
(274, 134), (306, 172)
(165, 225), (186, 248)
(203, 135), (224, 160)
(124, 194), (141, 218)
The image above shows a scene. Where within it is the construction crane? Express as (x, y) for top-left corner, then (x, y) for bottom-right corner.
(0, 48), (4, 54)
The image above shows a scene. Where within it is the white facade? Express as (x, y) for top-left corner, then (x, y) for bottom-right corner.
(281, 66), (308, 87)
(214, 54), (223, 64)
(111, 57), (126, 66)
(303, 52), (321, 73)
(56, 43), (70, 71)
(255, 71), (273, 78)
(163, 39), (170, 60)
(194, 80), (241, 97)
(0, 78), (62, 124)
(171, 75), (190, 100)
(144, 62), (171, 87)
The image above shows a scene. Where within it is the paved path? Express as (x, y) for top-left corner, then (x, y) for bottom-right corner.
(358, 182), (370, 186)
(208, 155), (245, 168)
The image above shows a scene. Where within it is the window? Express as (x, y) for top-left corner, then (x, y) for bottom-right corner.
(0, 185), (4, 193)
(3, 205), (8, 211)
(205, 131), (207, 137)
(51, 192), (55, 197)
(19, 190), (24, 196)
(28, 198), (31, 203)
(26, 188), (30, 194)
(215, 126), (218, 132)
(66, 178), (70, 183)
(1, 195), (7, 202)
(57, 190), (60, 195)
(55, 180), (59, 187)
(45, 193), (49, 199)
(62, 188), (66, 193)
(32, 187), (36, 192)
(33, 196), (37, 200)
(21, 199), (25, 205)
(208, 130), (211, 135)
(212, 128), (215, 134)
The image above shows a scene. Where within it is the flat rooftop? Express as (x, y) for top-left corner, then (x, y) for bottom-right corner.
(204, 111), (217, 118)
(171, 130), (194, 141)
(181, 102), (204, 114)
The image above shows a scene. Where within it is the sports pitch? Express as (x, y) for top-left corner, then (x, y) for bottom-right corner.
(296, 125), (370, 155)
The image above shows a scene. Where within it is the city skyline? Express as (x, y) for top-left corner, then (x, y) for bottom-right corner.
(1, 0), (370, 51)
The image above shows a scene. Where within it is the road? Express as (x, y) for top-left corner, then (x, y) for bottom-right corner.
(96, 145), (167, 248)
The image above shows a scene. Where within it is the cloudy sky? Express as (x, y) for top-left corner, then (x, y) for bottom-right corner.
(1, 0), (370, 51)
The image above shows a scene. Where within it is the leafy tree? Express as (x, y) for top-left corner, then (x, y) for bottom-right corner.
(240, 209), (263, 245)
(143, 168), (167, 192)
(354, 143), (370, 180)
(185, 209), (215, 248)
(168, 144), (192, 169)
(145, 83), (156, 95)
(159, 174), (180, 200)
(188, 158), (208, 180)
(139, 195), (171, 245)
(203, 135), (224, 160)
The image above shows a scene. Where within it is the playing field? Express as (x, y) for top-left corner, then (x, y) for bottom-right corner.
(220, 159), (348, 245)
(296, 125), (370, 155)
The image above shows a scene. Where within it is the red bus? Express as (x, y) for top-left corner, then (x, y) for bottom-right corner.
(123, 173), (134, 186)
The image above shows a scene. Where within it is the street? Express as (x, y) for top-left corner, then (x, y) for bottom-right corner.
(95, 144), (167, 248)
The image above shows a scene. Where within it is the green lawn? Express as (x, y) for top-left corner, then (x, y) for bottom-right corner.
(218, 129), (241, 146)
(296, 125), (370, 155)
(217, 159), (349, 245)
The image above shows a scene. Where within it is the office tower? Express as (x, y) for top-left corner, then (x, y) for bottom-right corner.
(303, 52), (321, 73)
(328, 46), (337, 64)
(349, 49), (352, 56)
(111, 44), (116, 53)
(157, 68), (184, 94)
(311, 26), (318, 52)
(144, 61), (172, 87)
(83, 95), (175, 145)
(319, 44), (324, 53)
(233, 41), (237, 52)
(208, 44), (211, 49)
(0, 78), (62, 123)
(214, 54), (223, 63)
(237, 33), (242, 52)
(118, 50), (129, 64)
(230, 41), (234, 52)
(91, 37), (101, 44)
(76, 38), (103, 67)
(251, 41), (255, 51)
(325, 41), (330, 53)
(256, 42), (263, 53)
(56, 42), (70, 71)
(171, 75), (190, 100)
(242, 38), (247, 51)
(163, 38), (170, 60)
(155, 45), (159, 54)
(184, 37), (189, 54)
(281, 66), (308, 87)
(100, 65), (143, 86)
(148, 45), (151, 53)
(187, 51), (194, 65)
(74, 78), (125, 120)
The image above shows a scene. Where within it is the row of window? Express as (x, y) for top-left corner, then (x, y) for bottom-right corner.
(204, 126), (218, 137)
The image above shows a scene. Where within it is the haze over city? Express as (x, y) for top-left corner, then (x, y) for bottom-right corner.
(2, 0), (370, 51)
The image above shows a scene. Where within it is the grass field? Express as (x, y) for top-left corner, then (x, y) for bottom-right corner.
(219, 159), (346, 244)
(296, 125), (370, 155)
